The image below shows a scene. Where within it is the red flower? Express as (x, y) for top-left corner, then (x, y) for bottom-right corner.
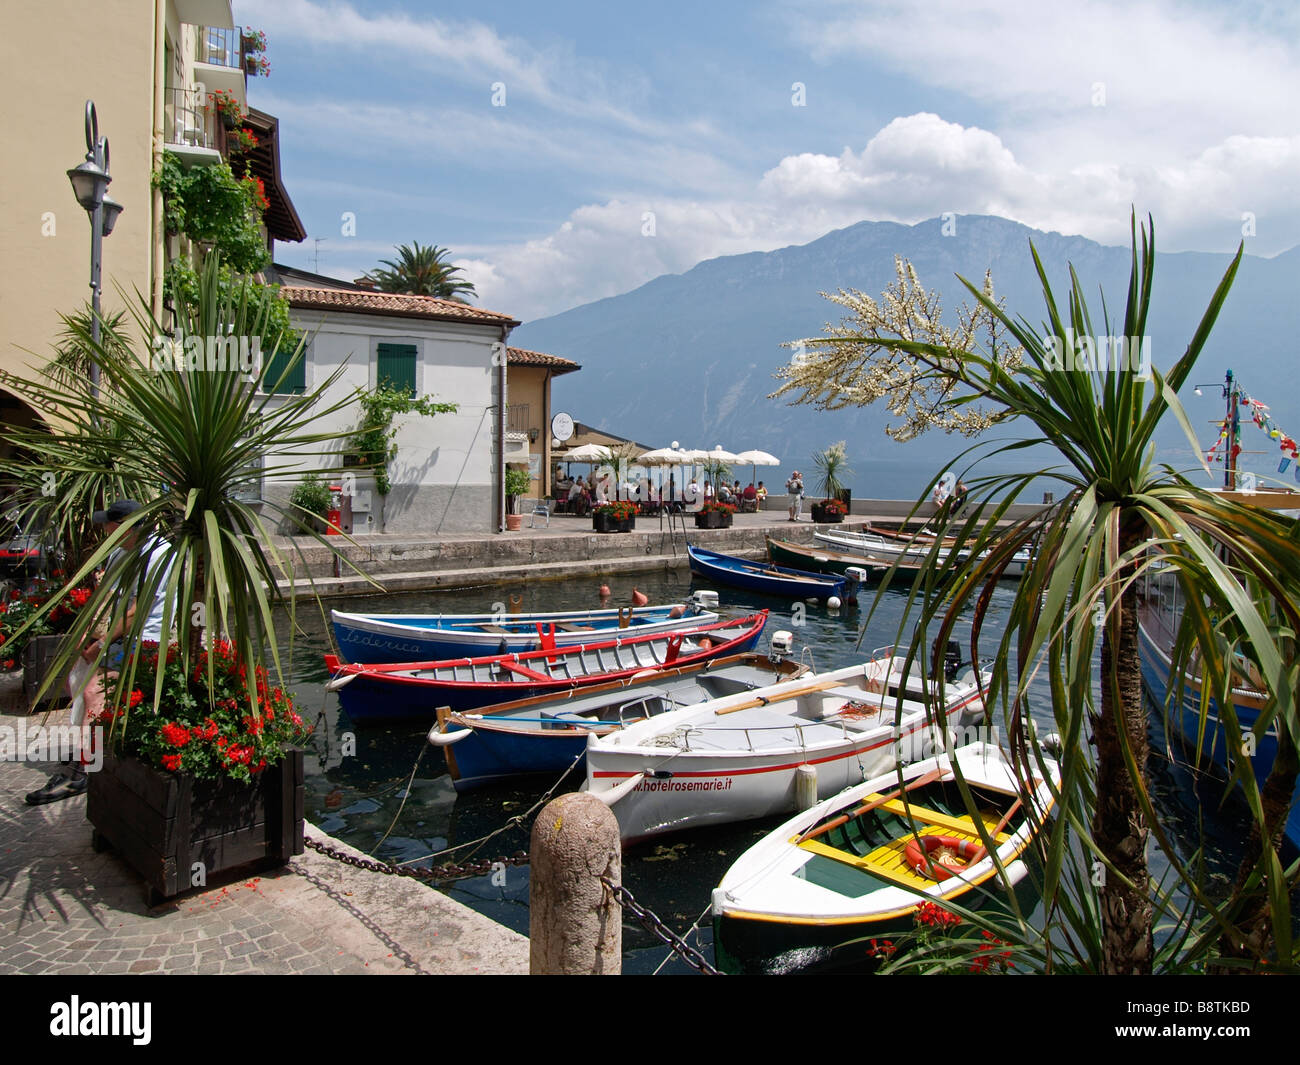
(129, 690), (144, 708)
(915, 902), (961, 930)
(161, 754), (182, 772)
(160, 722), (191, 747)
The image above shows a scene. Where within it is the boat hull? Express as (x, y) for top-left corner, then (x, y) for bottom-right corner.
(325, 614), (768, 725)
(1138, 619), (1300, 855)
(436, 655), (807, 791)
(688, 545), (847, 601)
(332, 603), (716, 663)
(587, 661), (989, 844)
(711, 743), (1058, 974)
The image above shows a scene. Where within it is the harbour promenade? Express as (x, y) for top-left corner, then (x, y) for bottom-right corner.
(272, 497), (1046, 598)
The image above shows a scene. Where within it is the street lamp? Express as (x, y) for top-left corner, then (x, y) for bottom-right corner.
(1192, 370), (1238, 489)
(66, 100), (121, 401)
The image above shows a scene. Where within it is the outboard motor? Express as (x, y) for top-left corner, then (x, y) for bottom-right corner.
(843, 566), (867, 606)
(943, 640), (962, 683)
(769, 629), (794, 662)
(689, 589), (720, 613)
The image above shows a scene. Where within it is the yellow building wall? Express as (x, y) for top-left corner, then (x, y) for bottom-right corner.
(0, 2), (159, 390)
(508, 366), (551, 497)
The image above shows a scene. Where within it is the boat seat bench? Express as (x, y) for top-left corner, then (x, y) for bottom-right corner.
(868, 796), (1008, 837)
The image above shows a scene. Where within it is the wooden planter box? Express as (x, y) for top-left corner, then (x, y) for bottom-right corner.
(694, 510), (733, 529)
(592, 513), (635, 533)
(811, 502), (845, 523)
(22, 634), (70, 712)
(88, 748), (304, 907)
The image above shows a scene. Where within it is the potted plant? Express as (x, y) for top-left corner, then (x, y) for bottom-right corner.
(208, 89), (243, 129)
(810, 497), (848, 523)
(289, 472), (332, 534)
(89, 639), (310, 905)
(0, 250), (364, 903)
(505, 467), (531, 532)
(810, 441), (853, 523)
(0, 583), (94, 707)
(244, 53), (271, 77)
(694, 500), (736, 529)
(592, 500), (636, 533)
(241, 27), (268, 54)
(226, 126), (259, 154)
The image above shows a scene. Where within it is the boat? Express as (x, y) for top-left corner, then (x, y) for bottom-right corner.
(1139, 559), (1300, 855)
(687, 544), (859, 602)
(323, 611), (769, 724)
(711, 741), (1060, 974)
(585, 648), (992, 844)
(331, 598), (719, 663)
(766, 537), (906, 579)
(814, 528), (1031, 578)
(429, 643), (810, 791)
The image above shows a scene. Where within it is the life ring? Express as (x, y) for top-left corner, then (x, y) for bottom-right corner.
(904, 835), (983, 881)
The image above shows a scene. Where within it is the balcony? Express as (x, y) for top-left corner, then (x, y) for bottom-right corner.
(191, 25), (246, 97)
(162, 86), (225, 167)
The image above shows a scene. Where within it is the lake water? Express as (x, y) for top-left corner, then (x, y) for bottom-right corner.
(277, 567), (1252, 974)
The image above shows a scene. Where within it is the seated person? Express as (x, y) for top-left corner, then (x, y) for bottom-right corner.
(743, 482), (757, 501)
(756, 482), (767, 508)
(717, 483), (734, 504)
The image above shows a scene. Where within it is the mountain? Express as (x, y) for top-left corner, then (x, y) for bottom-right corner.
(510, 215), (1300, 499)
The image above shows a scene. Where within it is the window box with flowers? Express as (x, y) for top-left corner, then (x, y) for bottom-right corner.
(811, 498), (848, 523)
(695, 501), (736, 529)
(86, 639), (310, 907)
(244, 54), (271, 77)
(240, 27), (268, 54)
(592, 500), (636, 533)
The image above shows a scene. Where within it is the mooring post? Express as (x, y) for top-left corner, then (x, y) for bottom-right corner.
(529, 791), (621, 974)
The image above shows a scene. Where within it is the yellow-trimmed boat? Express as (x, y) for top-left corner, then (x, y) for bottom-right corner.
(711, 742), (1059, 973)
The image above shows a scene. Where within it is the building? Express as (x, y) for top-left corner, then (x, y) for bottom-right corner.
(269, 268), (579, 534)
(0, 2), (301, 438)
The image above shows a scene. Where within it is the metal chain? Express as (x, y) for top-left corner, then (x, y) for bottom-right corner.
(304, 835), (528, 883)
(600, 875), (722, 976)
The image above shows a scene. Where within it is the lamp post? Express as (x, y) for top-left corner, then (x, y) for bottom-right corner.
(66, 100), (122, 402)
(1193, 369), (1237, 489)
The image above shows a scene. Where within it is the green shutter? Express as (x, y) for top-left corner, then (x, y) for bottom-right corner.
(263, 342), (306, 394)
(377, 342), (418, 395)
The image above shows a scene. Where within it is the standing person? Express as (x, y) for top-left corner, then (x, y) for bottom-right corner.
(786, 471), (804, 521)
(25, 500), (172, 805)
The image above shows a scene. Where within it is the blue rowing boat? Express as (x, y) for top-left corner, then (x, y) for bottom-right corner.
(429, 648), (808, 790)
(687, 545), (852, 602)
(331, 599), (719, 663)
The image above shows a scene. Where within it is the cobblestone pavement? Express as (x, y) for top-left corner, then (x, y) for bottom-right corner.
(0, 703), (528, 975)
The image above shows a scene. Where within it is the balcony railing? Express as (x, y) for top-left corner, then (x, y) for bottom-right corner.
(193, 25), (243, 69)
(163, 86), (223, 154)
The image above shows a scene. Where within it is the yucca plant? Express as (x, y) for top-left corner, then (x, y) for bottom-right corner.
(0, 251), (371, 726)
(783, 214), (1300, 973)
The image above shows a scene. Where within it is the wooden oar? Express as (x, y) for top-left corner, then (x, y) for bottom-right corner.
(963, 795), (1024, 864)
(713, 675), (855, 716)
(797, 767), (947, 843)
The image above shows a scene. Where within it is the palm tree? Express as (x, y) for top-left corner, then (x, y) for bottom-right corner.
(780, 216), (1300, 973)
(363, 241), (477, 303)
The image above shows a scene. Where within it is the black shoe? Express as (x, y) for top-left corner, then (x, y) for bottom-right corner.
(25, 764), (87, 806)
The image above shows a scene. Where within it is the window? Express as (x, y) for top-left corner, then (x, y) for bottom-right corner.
(263, 340), (306, 394)
(376, 342), (418, 395)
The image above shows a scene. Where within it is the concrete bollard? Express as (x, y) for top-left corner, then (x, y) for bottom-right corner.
(529, 791), (622, 974)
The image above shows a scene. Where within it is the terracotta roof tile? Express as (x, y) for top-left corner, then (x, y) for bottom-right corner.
(507, 347), (581, 374)
(282, 286), (520, 326)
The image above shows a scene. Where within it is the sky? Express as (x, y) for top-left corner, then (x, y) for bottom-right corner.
(240, 0), (1300, 324)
